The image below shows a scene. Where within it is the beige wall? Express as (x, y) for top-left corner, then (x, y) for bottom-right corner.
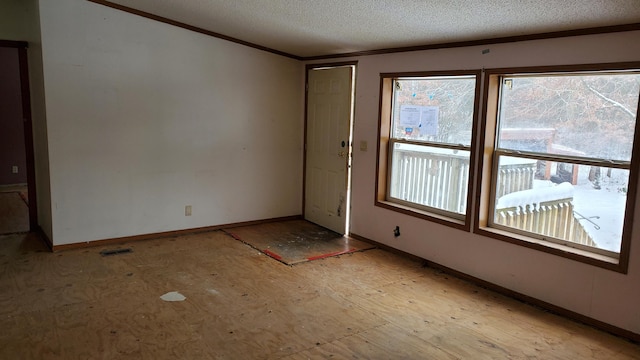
(309, 31), (640, 334)
(38, 0), (304, 245)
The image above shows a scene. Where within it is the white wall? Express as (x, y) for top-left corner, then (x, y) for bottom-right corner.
(330, 31), (640, 335)
(0, 0), (53, 241)
(38, 0), (304, 245)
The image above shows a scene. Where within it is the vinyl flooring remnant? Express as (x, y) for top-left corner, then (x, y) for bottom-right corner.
(226, 219), (375, 265)
(0, 229), (639, 359)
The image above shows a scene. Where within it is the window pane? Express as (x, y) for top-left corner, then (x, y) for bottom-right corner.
(497, 73), (640, 161)
(390, 143), (470, 215)
(493, 155), (628, 253)
(392, 76), (476, 146)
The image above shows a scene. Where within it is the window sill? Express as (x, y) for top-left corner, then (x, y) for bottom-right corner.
(375, 200), (468, 231)
(475, 226), (623, 272)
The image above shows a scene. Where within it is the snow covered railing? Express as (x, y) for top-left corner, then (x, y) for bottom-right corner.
(495, 183), (596, 247)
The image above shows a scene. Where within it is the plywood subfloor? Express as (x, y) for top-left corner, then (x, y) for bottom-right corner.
(0, 192), (29, 234)
(225, 219), (375, 264)
(0, 229), (639, 359)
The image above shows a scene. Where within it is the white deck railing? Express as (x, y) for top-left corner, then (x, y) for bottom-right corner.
(390, 149), (469, 213)
(390, 149), (535, 214)
(390, 150), (595, 248)
(495, 198), (597, 247)
(496, 162), (537, 198)
(494, 183), (597, 247)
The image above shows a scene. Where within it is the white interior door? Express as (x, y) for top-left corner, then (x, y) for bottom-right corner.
(305, 66), (353, 234)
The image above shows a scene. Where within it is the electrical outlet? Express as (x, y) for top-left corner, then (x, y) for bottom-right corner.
(185, 205), (192, 216)
(12, 166), (18, 174)
(393, 226), (400, 237)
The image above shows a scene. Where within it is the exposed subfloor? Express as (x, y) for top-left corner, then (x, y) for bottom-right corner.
(1, 230), (639, 359)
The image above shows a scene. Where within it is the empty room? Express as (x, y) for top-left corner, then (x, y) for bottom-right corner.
(1, 0), (640, 358)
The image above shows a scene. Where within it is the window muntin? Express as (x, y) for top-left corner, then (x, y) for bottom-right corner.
(489, 71), (640, 258)
(387, 75), (477, 219)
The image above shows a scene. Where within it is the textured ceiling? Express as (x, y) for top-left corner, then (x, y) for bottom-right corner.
(103, 0), (640, 58)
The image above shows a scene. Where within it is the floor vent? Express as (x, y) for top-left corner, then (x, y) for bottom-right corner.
(100, 248), (133, 256)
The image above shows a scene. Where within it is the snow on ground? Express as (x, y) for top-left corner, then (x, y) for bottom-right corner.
(572, 183), (626, 253)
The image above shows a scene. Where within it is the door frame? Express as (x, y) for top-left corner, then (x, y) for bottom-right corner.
(1, 40), (38, 231)
(303, 61), (357, 234)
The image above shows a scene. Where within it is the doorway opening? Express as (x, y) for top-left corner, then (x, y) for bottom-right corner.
(0, 41), (37, 235)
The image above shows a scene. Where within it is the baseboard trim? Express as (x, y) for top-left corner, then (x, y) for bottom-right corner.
(348, 232), (640, 344)
(51, 215), (303, 252)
